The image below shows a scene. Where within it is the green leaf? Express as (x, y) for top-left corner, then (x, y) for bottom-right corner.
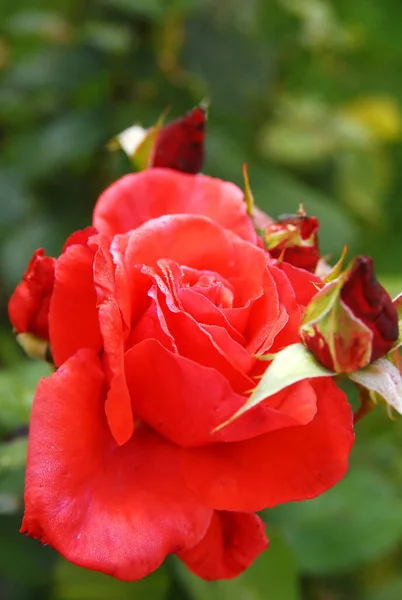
(214, 344), (333, 431)
(97, 0), (166, 20)
(349, 358), (402, 415)
(5, 109), (109, 179)
(54, 557), (169, 600)
(266, 469), (402, 574)
(4, 46), (103, 92)
(0, 360), (51, 433)
(0, 168), (32, 231)
(0, 467), (25, 506)
(0, 425), (28, 509)
(175, 532), (300, 600)
(0, 513), (56, 583)
(0, 439), (27, 471)
(364, 578), (402, 600)
(335, 147), (389, 227)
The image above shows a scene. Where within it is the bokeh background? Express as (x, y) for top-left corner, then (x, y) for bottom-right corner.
(1, 0), (402, 598)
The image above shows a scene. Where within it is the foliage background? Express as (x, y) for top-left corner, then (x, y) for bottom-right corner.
(1, 0), (402, 598)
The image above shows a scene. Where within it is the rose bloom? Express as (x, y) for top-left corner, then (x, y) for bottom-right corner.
(19, 168), (354, 581)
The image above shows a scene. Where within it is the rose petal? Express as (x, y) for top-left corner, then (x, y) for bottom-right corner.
(179, 286), (245, 344)
(93, 169), (257, 243)
(178, 511), (268, 580)
(278, 262), (322, 308)
(123, 215), (269, 338)
(266, 265), (302, 353)
(91, 238), (134, 446)
(151, 281), (254, 393)
(49, 245), (102, 367)
(21, 349), (212, 581)
(8, 249), (55, 339)
(181, 378), (354, 511)
(63, 226), (98, 252)
(98, 299), (133, 446)
(125, 339), (317, 447)
(125, 215), (238, 280)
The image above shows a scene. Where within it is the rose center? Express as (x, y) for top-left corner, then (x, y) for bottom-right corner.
(181, 266), (235, 309)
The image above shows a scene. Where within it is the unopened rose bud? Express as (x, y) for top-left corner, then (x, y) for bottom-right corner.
(151, 105), (206, 174)
(264, 207), (320, 273)
(8, 249), (55, 341)
(300, 255), (399, 373)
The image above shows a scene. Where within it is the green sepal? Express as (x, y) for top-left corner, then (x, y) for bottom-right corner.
(349, 357), (402, 416)
(323, 245), (349, 283)
(390, 293), (402, 351)
(16, 332), (49, 362)
(300, 279), (339, 327)
(300, 262), (373, 373)
(242, 163), (254, 217)
(108, 110), (167, 171)
(213, 343), (334, 431)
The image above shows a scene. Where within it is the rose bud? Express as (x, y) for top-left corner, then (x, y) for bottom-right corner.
(264, 206), (320, 273)
(151, 105), (206, 174)
(300, 255), (399, 373)
(8, 249), (55, 342)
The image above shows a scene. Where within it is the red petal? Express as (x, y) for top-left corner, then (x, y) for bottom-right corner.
(123, 213), (267, 321)
(125, 339), (316, 447)
(8, 249), (55, 339)
(124, 215), (236, 275)
(278, 262), (322, 308)
(178, 511), (268, 580)
(244, 267), (284, 355)
(125, 339), (251, 447)
(149, 280), (254, 394)
(93, 169), (257, 243)
(21, 349), (212, 581)
(181, 378), (354, 511)
(99, 299), (133, 446)
(49, 245), (102, 366)
(91, 238), (134, 446)
(63, 226), (98, 252)
(179, 285), (245, 344)
(266, 264), (302, 353)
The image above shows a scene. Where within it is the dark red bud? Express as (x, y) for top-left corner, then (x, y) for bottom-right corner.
(8, 249), (55, 340)
(151, 106), (206, 174)
(300, 255), (399, 373)
(340, 255), (398, 362)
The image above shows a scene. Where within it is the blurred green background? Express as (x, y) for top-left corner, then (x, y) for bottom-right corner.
(1, 0), (402, 598)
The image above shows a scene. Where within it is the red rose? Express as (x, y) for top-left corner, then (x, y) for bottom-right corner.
(20, 169), (354, 581)
(8, 249), (55, 340)
(300, 255), (399, 373)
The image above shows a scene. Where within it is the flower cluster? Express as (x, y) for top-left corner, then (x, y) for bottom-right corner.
(8, 107), (401, 582)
